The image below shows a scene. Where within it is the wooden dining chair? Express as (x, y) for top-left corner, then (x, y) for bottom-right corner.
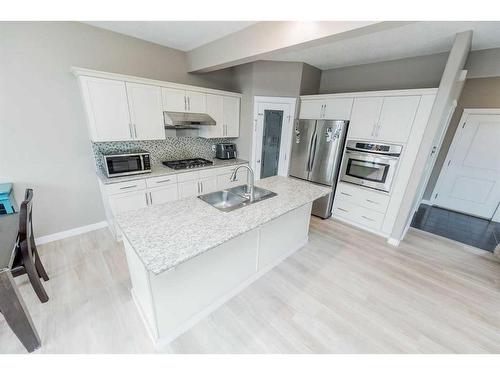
(11, 189), (49, 303)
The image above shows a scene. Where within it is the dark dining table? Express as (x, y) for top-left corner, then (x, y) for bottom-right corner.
(0, 213), (41, 352)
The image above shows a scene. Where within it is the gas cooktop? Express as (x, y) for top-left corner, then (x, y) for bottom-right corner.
(162, 158), (214, 170)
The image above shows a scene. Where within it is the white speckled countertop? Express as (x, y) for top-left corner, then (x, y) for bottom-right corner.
(115, 176), (330, 275)
(97, 158), (248, 185)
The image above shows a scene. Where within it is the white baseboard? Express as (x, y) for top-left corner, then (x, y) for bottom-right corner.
(387, 237), (400, 247)
(331, 215), (389, 239)
(141, 237), (309, 349)
(35, 221), (108, 245)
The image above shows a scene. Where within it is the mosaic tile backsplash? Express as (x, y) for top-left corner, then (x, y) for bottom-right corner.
(91, 137), (230, 171)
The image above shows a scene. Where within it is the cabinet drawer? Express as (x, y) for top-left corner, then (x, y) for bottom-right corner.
(333, 199), (385, 230)
(336, 182), (389, 213)
(104, 179), (147, 195)
(146, 174), (178, 188)
(177, 170), (200, 182)
(199, 168), (220, 178)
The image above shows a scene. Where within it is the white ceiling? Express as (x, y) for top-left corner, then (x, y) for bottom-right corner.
(267, 21), (500, 70)
(84, 21), (256, 51)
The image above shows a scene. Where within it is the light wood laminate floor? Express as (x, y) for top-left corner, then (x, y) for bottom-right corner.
(2, 217), (500, 353)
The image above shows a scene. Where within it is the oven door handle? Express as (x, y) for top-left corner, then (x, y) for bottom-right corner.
(345, 150), (400, 161)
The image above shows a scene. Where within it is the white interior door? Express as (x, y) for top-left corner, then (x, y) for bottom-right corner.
(433, 112), (500, 219)
(252, 99), (294, 180)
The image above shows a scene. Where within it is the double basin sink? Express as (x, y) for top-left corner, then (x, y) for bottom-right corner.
(198, 184), (277, 212)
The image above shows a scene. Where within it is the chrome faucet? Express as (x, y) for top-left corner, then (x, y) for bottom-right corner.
(230, 165), (255, 202)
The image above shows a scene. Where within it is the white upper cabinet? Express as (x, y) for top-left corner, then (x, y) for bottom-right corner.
(186, 90), (206, 113)
(299, 100), (324, 119)
(323, 98), (353, 120)
(348, 97), (384, 140)
(299, 98), (353, 120)
(348, 96), (420, 143)
(199, 94), (224, 138)
(199, 95), (240, 139)
(376, 96), (420, 143)
(80, 77), (132, 141)
(162, 87), (187, 112)
(126, 83), (165, 140)
(223, 96), (240, 138)
(161, 88), (206, 113)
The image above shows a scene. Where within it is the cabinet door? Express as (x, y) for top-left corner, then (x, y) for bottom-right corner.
(199, 94), (224, 138)
(178, 180), (200, 199)
(108, 190), (148, 215)
(162, 87), (186, 112)
(149, 185), (178, 205)
(186, 91), (206, 113)
(80, 77), (132, 141)
(299, 100), (323, 119)
(376, 96), (420, 143)
(126, 83), (165, 140)
(223, 96), (240, 137)
(200, 176), (217, 194)
(323, 98), (353, 120)
(348, 97), (383, 140)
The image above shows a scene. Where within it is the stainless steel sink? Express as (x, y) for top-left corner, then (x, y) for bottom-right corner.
(198, 184), (277, 212)
(227, 185), (277, 201)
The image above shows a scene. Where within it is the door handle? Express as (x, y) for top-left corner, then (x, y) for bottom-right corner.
(188, 96), (191, 111)
(309, 132), (319, 171)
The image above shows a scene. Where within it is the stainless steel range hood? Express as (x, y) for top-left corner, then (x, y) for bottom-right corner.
(163, 111), (216, 128)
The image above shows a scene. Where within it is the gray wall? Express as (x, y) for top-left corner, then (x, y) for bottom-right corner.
(0, 21), (235, 237)
(465, 48), (500, 79)
(423, 77), (500, 199)
(319, 52), (448, 93)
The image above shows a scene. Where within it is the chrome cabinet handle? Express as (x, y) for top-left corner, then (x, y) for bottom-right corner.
(187, 96), (191, 111)
(145, 192), (149, 205)
(361, 215), (375, 222)
(184, 96), (187, 111)
(337, 207), (349, 213)
(120, 185), (137, 190)
(149, 192), (153, 205)
(156, 179), (171, 184)
(200, 181), (203, 193)
(340, 192), (352, 197)
(366, 199), (379, 204)
(323, 104), (327, 118)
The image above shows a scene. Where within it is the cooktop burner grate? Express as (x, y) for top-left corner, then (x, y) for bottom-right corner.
(162, 158), (214, 170)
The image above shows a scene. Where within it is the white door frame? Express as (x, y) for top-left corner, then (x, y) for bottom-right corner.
(251, 96), (297, 180)
(431, 108), (500, 210)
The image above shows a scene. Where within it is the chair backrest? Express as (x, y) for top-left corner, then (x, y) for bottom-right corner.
(19, 189), (34, 249)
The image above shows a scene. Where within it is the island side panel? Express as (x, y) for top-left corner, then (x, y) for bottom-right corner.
(150, 228), (260, 343)
(123, 238), (159, 339)
(257, 203), (312, 271)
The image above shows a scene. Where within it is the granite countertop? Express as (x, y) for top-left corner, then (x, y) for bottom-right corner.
(97, 158), (249, 185)
(116, 176), (330, 275)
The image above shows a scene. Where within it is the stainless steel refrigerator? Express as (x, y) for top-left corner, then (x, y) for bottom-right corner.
(289, 119), (348, 218)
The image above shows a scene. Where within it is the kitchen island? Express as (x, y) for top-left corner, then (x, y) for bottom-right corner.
(116, 176), (330, 347)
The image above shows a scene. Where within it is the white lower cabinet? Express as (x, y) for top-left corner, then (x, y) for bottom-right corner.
(149, 185), (178, 205)
(100, 163), (249, 240)
(333, 182), (388, 232)
(109, 190), (148, 214)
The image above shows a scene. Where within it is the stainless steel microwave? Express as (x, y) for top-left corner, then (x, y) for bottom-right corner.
(102, 150), (151, 178)
(340, 140), (402, 193)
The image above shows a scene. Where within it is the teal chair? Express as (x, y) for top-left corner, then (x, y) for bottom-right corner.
(0, 183), (16, 214)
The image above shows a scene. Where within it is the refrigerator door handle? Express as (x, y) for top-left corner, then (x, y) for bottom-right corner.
(309, 132), (319, 171)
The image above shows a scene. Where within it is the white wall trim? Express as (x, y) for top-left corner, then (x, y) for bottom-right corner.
(420, 199), (433, 206)
(35, 221), (108, 245)
(461, 108), (500, 115)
